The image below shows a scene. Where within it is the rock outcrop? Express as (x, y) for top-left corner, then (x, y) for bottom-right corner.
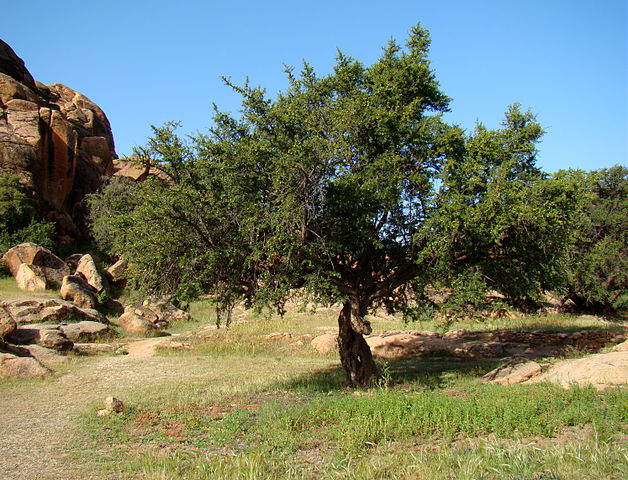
(0, 351), (51, 379)
(537, 352), (628, 391)
(0, 297), (107, 325)
(7, 324), (74, 351)
(310, 329), (625, 360)
(0, 305), (17, 340)
(0, 39), (117, 241)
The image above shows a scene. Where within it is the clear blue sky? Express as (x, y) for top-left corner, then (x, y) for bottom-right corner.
(3, 0), (626, 172)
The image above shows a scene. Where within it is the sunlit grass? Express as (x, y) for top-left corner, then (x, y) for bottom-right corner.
(0, 276), (60, 301)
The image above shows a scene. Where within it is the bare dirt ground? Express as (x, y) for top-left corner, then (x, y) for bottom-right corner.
(0, 330), (332, 480)
(0, 339), (197, 479)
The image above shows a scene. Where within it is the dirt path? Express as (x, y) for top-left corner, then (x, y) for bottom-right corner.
(0, 336), (202, 479)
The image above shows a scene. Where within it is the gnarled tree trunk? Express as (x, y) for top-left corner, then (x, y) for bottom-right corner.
(337, 301), (379, 387)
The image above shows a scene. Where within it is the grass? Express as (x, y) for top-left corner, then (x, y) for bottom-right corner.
(0, 276), (60, 301)
(1, 279), (626, 478)
(84, 371), (627, 479)
(76, 302), (627, 479)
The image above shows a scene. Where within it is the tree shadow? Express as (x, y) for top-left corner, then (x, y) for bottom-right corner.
(279, 356), (498, 393)
(380, 357), (497, 388)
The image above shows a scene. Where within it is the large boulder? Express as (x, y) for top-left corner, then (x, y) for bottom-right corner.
(311, 334), (338, 355)
(60, 274), (98, 308)
(1, 243), (70, 287)
(116, 309), (161, 336)
(75, 254), (108, 292)
(15, 263), (46, 291)
(0, 352), (50, 379)
(60, 321), (110, 342)
(7, 324), (74, 351)
(0, 39), (117, 241)
(105, 257), (128, 283)
(142, 297), (190, 325)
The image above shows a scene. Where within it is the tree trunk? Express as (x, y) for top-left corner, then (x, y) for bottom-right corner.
(337, 301), (379, 387)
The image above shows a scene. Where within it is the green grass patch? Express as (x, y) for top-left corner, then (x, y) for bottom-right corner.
(84, 364), (627, 479)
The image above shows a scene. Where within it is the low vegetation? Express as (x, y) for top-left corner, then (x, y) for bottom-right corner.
(74, 304), (627, 479)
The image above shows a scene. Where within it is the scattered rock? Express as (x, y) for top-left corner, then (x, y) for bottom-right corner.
(60, 274), (98, 308)
(142, 297), (190, 324)
(311, 329), (623, 362)
(266, 332), (293, 341)
(105, 396), (124, 412)
(75, 254), (108, 293)
(105, 257), (128, 283)
(482, 358), (543, 385)
(96, 396), (124, 417)
(311, 334), (338, 355)
(157, 341), (191, 352)
(73, 343), (125, 355)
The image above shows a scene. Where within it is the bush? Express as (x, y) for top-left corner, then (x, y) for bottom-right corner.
(0, 174), (56, 255)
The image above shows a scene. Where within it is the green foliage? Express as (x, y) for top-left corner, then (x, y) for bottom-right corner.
(89, 122), (267, 311)
(0, 173), (56, 256)
(563, 166), (628, 312)
(422, 106), (582, 309)
(88, 22), (621, 322)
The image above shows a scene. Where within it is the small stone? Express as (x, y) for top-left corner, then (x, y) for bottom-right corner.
(104, 396), (124, 413)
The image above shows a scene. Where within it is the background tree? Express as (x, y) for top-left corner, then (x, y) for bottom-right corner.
(89, 121), (268, 318)
(562, 166), (627, 312)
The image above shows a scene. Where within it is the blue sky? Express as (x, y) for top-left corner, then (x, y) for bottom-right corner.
(3, 0), (626, 172)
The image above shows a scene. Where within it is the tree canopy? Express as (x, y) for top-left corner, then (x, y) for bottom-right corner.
(89, 23), (601, 386)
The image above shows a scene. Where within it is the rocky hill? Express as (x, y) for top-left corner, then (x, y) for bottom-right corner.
(0, 39), (117, 242)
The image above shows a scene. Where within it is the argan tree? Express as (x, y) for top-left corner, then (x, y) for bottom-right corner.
(91, 24), (575, 386)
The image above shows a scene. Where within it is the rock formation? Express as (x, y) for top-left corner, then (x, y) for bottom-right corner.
(2, 243), (70, 288)
(0, 39), (117, 241)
